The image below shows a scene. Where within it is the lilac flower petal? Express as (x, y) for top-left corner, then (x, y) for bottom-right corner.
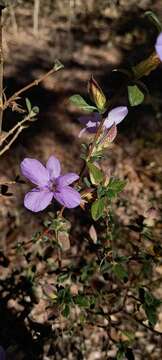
(87, 124), (99, 133)
(46, 155), (61, 180)
(53, 186), (81, 208)
(78, 127), (87, 138)
(78, 113), (100, 125)
(78, 124), (99, 137)
(24, 188), (53, 212)
(57, 173), (79, 186)
(85, 120), (100, 134)
(20, 158), (49, 186)
(86, 120), (99, 128)
(78, 115), (92, 125)
(155, 32), (162, 61)
(0, 347), (5, 360)
(104, 106), (128, 129)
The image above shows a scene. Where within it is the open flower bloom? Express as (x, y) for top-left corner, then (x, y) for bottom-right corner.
(20, 156), (81, 212)
(155, 32), (162, 61)
(78, 106), (128, 137)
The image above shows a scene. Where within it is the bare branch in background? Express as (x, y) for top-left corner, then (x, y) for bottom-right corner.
(33, 0), (40, 37)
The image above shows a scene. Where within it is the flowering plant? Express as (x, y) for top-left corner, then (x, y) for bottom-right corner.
(0, 7), (162, 360)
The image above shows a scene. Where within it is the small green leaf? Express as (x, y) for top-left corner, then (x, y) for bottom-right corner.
(57, 272), (70, 283)
(62, 304), (70, 317)
(32, 106), (39, 114)
(29, 106), (39, 119)
(116, 349), (125, 360)
(128, 85), (144, 106)
(144, 290), (154, 306)
(57, 287), (72, 305)
(75, 294), (90, 308)
(25, 98), (32, 112)
(140, 289), (161, 326)
(106, 178), (126, 199)
(122, 330), (135, 343)
(69, 94), (97, 112)
(53, 59), (64, 71)
(112, 263), (128, 281)
(144, 305), (157, 327)
(91, 198), (105, 221)
(87, 162), (104, 185)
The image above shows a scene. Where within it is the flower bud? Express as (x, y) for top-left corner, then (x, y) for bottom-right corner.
(88, 76), (107, 113)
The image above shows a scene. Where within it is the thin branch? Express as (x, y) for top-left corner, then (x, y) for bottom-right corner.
(124, 310), (162, 336)
(0, 113), (31, 146)
(4, 63), (63, 110)
(33, 0), (40, 37)
(0, 126), (24, 156)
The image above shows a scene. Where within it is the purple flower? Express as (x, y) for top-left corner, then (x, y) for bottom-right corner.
(20, 156), (81, 212)
(155, 32), (162, 61)
(78, 112), (101, 137)
(78, 106), (128, 137)
(0, 347), (5, 360)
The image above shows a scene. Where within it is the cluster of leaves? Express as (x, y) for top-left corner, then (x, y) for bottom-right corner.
(12, 207), (161, 359)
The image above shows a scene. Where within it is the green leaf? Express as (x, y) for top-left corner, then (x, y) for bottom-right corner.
(141, 289), (161, 326)
(143, 289), (161, 308)
(87, 162), (104, 185)
(122, 331), (135, 343)
(57, 287), (72, 305)
(53, 59), (64, 71)
(128, 85), (144, 107)
(83, 177), (91, 187)
(57, 272), (70, 283)
(97, 185), (106, 198)
(112, 263), (128, 281)
(75, 294), (90, 308)
(106, 178), (126, 199)
(144, 11), (162, 32)
(91, 198), (105, 221)
(144, 290), (155, 306)
(117, 349), (125, 360)
(144, 305), (157, 327)
(25, 98), (32, 112)
(80, 262), (96, 282)
(32, 106), (39, 114)
(29, 106), (40, 119)
(100, 259), (112, 273)
(69, 94), (97, 112)
(62, 304), (70, 317)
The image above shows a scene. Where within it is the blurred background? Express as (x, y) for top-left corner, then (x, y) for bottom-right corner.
(0, 0), (162, 359)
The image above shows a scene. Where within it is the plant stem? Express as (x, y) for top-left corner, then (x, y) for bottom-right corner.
(4, 65), (63, 110)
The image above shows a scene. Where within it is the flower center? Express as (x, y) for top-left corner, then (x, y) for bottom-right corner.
(48, 179), (57, 192)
